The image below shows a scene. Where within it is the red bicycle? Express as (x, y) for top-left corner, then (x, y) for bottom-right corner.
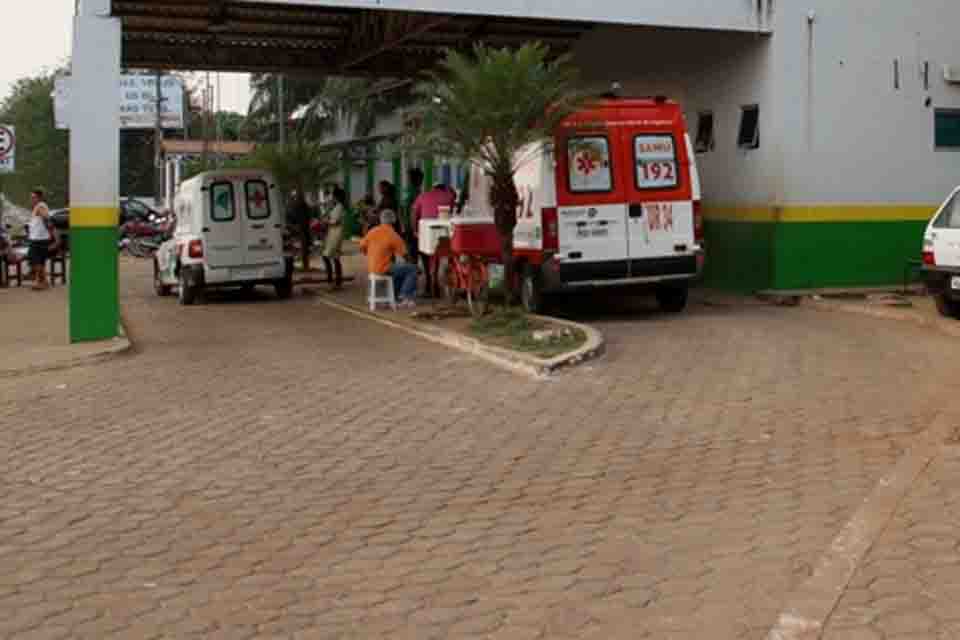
(435, 218), (500, 318)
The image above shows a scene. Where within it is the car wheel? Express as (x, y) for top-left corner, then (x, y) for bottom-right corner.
(521, 265), (545, 315)
(178, 270), (197, 306)
(935, 294), (960, 319)
(275, 278), (293, 300)
(656, 284), (689, 313)
(153, 260), (172, 297)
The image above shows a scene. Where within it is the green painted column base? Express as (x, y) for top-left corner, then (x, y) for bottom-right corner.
(69, 226), (119, 342)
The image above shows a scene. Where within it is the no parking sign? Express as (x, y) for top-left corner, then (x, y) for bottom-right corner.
(0, 125), (15, 174)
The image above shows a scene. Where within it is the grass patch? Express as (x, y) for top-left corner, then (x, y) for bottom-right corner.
(470, 308), (587, 359)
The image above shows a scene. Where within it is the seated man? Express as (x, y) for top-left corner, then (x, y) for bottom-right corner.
(359, 210), (417, 308)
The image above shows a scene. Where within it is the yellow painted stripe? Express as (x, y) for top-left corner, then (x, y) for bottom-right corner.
(703, 204), (939, 224)
(71, 206), (119, 227)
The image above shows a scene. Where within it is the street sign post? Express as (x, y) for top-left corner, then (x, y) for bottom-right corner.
(0, 125), (15, 174)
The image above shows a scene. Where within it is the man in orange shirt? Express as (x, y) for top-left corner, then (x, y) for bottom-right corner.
(359, 210), (417, 307)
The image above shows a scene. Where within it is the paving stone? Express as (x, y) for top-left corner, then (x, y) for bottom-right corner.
(2, 260), (958, 639)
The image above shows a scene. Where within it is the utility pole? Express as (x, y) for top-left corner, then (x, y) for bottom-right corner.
(154, 70), (164, 208)
(277, 74), (286, 148)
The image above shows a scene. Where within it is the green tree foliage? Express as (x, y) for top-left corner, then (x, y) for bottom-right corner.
(414, 43), (586, 298)
(0, 71), (68, 208)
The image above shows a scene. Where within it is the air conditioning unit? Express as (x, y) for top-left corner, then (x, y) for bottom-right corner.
(944, 65), (960, 84)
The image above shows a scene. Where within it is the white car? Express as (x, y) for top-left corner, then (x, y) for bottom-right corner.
(922, 185), (960, 317)
(154, 169), (293, 305)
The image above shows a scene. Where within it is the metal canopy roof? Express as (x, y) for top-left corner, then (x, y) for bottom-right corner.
(114, 1), (597, 76)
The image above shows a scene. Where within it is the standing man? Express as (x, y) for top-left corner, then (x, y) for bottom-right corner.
(27, 188), (52, 290)
(360, 210), (417, 308)
(411, 182), (455, 297)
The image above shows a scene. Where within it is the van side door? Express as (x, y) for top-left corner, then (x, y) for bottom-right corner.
(242, 177), (281, 266)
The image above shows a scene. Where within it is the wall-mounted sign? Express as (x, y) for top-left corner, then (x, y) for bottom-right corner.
(53, 74), (185, 130)
(0, 125), (15, 174)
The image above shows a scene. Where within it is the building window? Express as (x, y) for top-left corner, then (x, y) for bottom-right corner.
(935, 109), (960, 150)
(695, 111), (715, 153)
(738, 105), (760, 150)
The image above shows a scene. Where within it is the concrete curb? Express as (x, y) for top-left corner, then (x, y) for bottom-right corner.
(807, 297), (960, 339)
(766, 410), (958, 640)
(314, 296), (605, 380)
(0, 320), (133, 379)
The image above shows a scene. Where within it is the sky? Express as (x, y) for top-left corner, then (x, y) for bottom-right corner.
(0, 0), (251, 114)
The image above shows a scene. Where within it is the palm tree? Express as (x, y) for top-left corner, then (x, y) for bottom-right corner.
(414, 43), (586, 301)
(252, 140), (340, 271)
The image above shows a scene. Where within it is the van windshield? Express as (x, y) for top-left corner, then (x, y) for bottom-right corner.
(245, 180), (271, 220)
(567, 136), (613, 193)
(634, 134), (679, 190)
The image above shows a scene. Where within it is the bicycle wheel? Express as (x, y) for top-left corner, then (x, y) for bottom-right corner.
(467, 261), (490, 318)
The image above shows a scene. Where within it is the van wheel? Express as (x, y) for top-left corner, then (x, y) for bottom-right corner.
(656, 284), (688, 313)
(935, 294), (960, 319)
(178, 270), (198, 306)
(275, 277), (293, 300)
(154, 260), (172, 297)
(521, 266), (546, 314)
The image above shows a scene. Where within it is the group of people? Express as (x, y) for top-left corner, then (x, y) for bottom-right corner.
(0, 189), (58, 290)
(356, 168), (458, 308)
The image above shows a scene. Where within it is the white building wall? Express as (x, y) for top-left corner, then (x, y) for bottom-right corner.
(572, 26), (779, 206)
(770, 0), (960, 205)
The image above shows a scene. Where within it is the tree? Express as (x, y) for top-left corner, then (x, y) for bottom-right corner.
(414, 43), (586, 300)
(0, 71), (69, 208)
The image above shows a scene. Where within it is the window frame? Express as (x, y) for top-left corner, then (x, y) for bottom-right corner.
(694, 111), (716, 153)
(633, 133), (681, 191)
(934, 108), (960, 151)
(737, 104), (760, 150)
(933, 192), (960, 229)
(209, 181), (236, 223)
(244, 179), (272, 221)
(566, 135), (615, 194)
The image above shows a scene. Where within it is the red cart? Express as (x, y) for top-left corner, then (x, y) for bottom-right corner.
(435, 218), (500, 317)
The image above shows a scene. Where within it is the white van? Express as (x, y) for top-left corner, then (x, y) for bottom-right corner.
(154, 169), (293, 304)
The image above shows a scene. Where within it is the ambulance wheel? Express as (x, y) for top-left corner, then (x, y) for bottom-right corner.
(275, 277), (293, 300)
(153, 260), (172, 297)
(656, 284), (688, 313)
(521, 266), (545, 315)
(935, 294), (960, 319)
(178, 270), (198, 306)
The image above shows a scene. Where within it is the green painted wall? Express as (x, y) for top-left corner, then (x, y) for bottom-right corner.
(69, 227), (119, 342)
(703, 219), (926, 293)
(772, 220), (926, 290)
(702, 220), (775, 293)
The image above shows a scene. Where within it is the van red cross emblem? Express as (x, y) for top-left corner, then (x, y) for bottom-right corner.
(251, 188), (267, 209)
(576, 152), (597, 175)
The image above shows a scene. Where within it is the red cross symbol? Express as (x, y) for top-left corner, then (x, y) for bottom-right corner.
(251, 187), (267, 209)
(576, 152), (597, 175)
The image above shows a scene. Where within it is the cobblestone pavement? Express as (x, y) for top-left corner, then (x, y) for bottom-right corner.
(821, 447), (960, 640)
(0, 259), (956, 639)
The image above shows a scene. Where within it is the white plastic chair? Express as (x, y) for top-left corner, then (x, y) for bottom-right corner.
(368, 273), (397, 311)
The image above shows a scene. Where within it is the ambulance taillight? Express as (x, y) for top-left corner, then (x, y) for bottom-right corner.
(542, 207), (559, 251)
(693, 201), (704, 245)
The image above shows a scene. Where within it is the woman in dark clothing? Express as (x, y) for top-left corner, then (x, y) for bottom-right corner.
(375, 181), (401, 235)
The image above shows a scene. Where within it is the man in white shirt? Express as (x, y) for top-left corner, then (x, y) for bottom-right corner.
(27, 188), (51, 290)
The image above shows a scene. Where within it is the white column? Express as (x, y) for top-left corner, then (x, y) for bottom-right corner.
(69, 0), (121, 342)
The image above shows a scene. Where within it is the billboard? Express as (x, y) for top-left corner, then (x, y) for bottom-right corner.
(53, 74), (185, 130)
